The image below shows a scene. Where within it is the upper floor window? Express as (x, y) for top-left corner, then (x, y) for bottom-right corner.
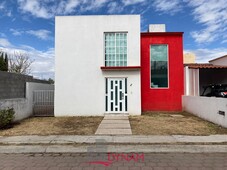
(150, 45), (168, 88)
(105, 33), (127, 66)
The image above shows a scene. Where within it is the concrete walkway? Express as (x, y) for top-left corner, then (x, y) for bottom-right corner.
(95, 115), (132, 135)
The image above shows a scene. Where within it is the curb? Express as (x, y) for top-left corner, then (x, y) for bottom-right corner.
(1, 144), (227, 153)
(1, 135), (227, 145)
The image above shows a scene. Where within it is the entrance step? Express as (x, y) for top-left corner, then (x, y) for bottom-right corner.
(104, 116), (128, 120)
(104, 113), (129, 116)
(95, 115), (132, 135)
(95, 129), (132, 135)
(98, 123), (131, 129)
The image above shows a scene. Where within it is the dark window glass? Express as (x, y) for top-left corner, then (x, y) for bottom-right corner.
(125, 96), (127, 111)
(111, 102), (113, 111)
(105, 96), (108, 111)
(120, 102), (122, 111)
(150, 45), (168, 88)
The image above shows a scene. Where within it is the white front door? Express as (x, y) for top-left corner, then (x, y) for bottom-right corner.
(106, 78), (127, 113)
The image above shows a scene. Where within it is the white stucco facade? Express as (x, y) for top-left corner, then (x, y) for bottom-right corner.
(55, 15), (141, 116)
(184, 67), (200, 96)
(183, 96), (227, 128)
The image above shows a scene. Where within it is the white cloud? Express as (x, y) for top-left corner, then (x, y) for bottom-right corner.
(26, 29), (51, 40)
(0, 32), (6, 37)
(107, 2), (124, 14)
(191, 30), (216, 44)
(222, 39), (227, 44)
(64, 0), (80, 13)
(6, 10), (12, 17)
(184, 48), (227, 63)
(0, 1), (5, 10)
(54, 0), (82, 14)
(187, 0), (227, 44)
(22, 46), (54, 79)
(6, 47), (54, 79)
(122, 0), (146, 6)
(0, 38), (12, 47)
(152, 0), (182, 15)
(81, 0), (108, 11)
(10, 28), (52, 41)
(10, 28), (24, 36)
(17, 0), (109, 19)
(18, 0), (52, 19)
(0, 1), (13, 17)
(90, 0), (108, 9)
(0, 39), (54, 79)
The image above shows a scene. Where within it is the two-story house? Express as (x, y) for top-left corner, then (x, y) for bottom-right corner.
(55, 15), (183, 116)
(55, 15), (141, 116)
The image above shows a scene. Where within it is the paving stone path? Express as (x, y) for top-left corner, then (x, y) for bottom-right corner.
(0, 153), (227, 170)
(95, 115), (132, 135)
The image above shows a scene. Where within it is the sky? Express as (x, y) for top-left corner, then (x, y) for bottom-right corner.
(0, 0), (226, 79)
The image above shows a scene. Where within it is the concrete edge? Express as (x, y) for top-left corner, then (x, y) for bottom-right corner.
(0, 145), (227, 153)
(1, 135), (227, 145)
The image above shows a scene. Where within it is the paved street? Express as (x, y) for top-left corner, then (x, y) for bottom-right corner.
(0, 152), (227, 170)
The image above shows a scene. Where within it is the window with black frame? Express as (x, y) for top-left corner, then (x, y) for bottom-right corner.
(150, 45), (168, 88)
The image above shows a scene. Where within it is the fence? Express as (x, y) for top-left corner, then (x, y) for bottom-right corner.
(33, 90), (54, 116)
(183, 95), (227, 128)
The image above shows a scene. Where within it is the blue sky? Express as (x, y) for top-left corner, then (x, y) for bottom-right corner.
(0, 0), (226, 79)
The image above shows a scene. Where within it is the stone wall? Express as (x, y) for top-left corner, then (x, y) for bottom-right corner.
(0, 71), (48, 99)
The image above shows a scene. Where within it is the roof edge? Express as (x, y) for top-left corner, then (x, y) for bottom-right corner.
(184, 63), (227, 69)
(141, 32), (184, 36)
(209, 55), (227, 62)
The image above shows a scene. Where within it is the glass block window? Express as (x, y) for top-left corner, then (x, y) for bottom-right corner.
(105, 33), (127, 66)
(150, 45), (168, 88)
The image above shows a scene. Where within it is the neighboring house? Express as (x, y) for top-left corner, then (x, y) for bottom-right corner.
(209, 55), (227, 66)
(55, 15), (184, 116)
(183, 53), (195, 64)
(183, 55), (227, 128)
(184, 57), (227, 96)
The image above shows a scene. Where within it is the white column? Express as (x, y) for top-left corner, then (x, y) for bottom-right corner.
(185, 66), (190, 96)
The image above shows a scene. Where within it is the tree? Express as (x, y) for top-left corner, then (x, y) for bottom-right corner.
(47, 78), (54, 84)
(4, 54), (8, 71)
(8, 52), (33, 75)
(0, 51), (8, 71)
(0, 53), (4, 71)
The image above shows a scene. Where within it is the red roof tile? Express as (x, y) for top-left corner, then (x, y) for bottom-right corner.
(184, 63), (227, 69)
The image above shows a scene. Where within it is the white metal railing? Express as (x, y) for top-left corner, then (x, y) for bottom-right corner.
(33, 90), (54, 116)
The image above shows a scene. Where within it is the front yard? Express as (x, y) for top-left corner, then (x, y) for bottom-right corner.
(0, 116), (103, 136)
(130, 112), (227, 135)
(1, 112), (227, 136)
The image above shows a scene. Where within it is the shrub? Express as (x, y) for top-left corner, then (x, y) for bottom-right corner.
(0, 108), (15, 129)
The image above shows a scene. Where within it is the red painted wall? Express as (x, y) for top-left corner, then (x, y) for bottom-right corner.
(141, 33), (184, 111)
